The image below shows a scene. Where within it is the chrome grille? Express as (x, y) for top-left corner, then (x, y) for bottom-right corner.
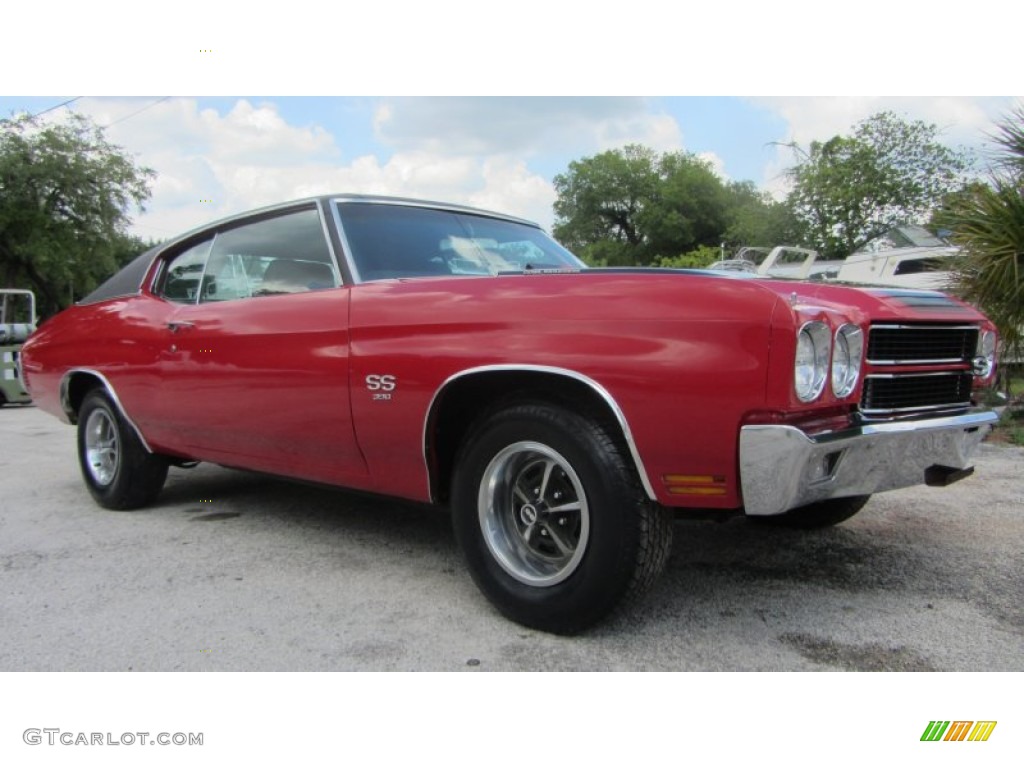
(867, 324), (978, 364)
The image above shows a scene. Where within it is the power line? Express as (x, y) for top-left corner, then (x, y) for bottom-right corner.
(102, 97), (172, 129)
(28, 97), (81, 119)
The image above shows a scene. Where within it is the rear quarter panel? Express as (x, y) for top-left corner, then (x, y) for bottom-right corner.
(21, 297), (172, 428)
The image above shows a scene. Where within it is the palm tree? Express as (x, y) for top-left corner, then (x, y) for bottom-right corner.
(948, 106), (1024, 369)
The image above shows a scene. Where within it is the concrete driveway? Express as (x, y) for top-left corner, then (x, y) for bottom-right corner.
(2, 404), (1022, 671)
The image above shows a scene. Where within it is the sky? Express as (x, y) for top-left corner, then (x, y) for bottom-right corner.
(3, 3), (1020, 245)
(2, 94), (1017, 244)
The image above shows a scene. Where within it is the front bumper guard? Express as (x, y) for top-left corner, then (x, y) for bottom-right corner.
(739, 409), (997, 517)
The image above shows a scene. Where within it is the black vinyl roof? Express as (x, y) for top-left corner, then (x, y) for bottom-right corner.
(78, 245), (161, 305)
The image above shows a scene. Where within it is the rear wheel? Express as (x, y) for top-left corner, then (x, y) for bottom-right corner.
(451, 403), (672, 634)
(751, 495), (871, 529)
(77, 389), (168, 510)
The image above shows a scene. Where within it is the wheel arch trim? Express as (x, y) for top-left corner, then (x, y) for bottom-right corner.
(59, 369), (155, 454)
(422, 364), (656, 501)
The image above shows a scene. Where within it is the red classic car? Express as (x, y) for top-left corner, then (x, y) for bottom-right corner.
(21, 195), (1000, 633)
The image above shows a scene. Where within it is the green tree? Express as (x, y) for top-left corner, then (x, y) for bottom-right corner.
(943, 106), (1024, 360)
(723, 180), (806, 248)
(552, 145), (659, 266)
(785, 111), (972, 260)
(0, 112), (154, 317)
(553, 145), (736, 266)
(639, 151), (730, 261)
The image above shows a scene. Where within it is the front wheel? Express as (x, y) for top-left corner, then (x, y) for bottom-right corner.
(77, 389), (168, 510)
(451, 403), (672, 634)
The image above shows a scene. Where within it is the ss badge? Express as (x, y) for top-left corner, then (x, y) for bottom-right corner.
(366, 374), (396, 400)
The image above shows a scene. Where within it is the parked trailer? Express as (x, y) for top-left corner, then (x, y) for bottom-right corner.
(1, 289), (36, 406)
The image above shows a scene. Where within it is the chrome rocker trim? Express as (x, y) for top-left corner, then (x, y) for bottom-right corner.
(739, 409), (998, 517)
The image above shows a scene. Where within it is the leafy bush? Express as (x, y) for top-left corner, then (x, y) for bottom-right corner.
(655, 245), (723, 269)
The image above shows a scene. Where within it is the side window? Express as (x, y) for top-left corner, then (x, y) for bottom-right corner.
(894, 258), (944, 276)
(340, 204), (458, 280)
(204, 208), (338, 301)
(157, 239), (213, 303)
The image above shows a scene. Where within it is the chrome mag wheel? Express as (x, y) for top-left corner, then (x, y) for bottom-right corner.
(478, 441), (590, 587)
(84, 406), (119, 487)
(452, 402), (672, 633)
(76, 388), (169, 510)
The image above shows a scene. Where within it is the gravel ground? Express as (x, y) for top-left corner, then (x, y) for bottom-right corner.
(1, 403), (1021, 671)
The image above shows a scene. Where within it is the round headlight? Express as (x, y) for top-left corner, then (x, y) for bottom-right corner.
(975, 330), (996, 378)
(795, 322), (831, 402)
(831, 324), (863, 398)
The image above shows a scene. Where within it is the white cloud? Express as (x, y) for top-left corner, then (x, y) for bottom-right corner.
(45, 98), (566, 239)
(52, 98), (346, 238)
(593, 112), (684, 154)
(374, 97), (683, 156)
(202, 100), (337, 164)
(753, 96), (1012, 147)
(467, 158), (558, 226)
(696, 151), (728, 181)
(85, 98), (337, 166)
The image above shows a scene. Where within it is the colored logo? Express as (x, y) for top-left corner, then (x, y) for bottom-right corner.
(921, 721), (997, 742)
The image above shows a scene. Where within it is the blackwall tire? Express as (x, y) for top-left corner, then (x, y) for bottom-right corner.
(751, 495), (872, 529)
(77, 389), (168, 510)
(451, 403), (672, 634)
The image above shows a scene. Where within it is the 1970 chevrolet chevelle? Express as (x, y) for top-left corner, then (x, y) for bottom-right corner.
(21, 194), (1000, 632)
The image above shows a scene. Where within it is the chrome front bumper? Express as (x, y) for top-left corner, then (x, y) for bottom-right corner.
(739, 409), (998, 516)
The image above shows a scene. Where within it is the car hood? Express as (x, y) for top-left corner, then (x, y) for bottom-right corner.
(750, 277), (985, 323)
(500, 267), (986, 325)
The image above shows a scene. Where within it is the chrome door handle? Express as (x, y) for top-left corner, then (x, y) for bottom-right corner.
(167, 321), (195, 333)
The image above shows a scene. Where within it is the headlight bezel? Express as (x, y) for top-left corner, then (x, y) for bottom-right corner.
(794, 321), (831, 403)
(831, 323), (863, 398)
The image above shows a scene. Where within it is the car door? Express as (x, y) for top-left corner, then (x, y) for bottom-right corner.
(148, 205), (368, 488)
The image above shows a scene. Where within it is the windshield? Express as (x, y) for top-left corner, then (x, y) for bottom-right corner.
(860, 225), (947, 253)
(335, 202), (585, 281)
